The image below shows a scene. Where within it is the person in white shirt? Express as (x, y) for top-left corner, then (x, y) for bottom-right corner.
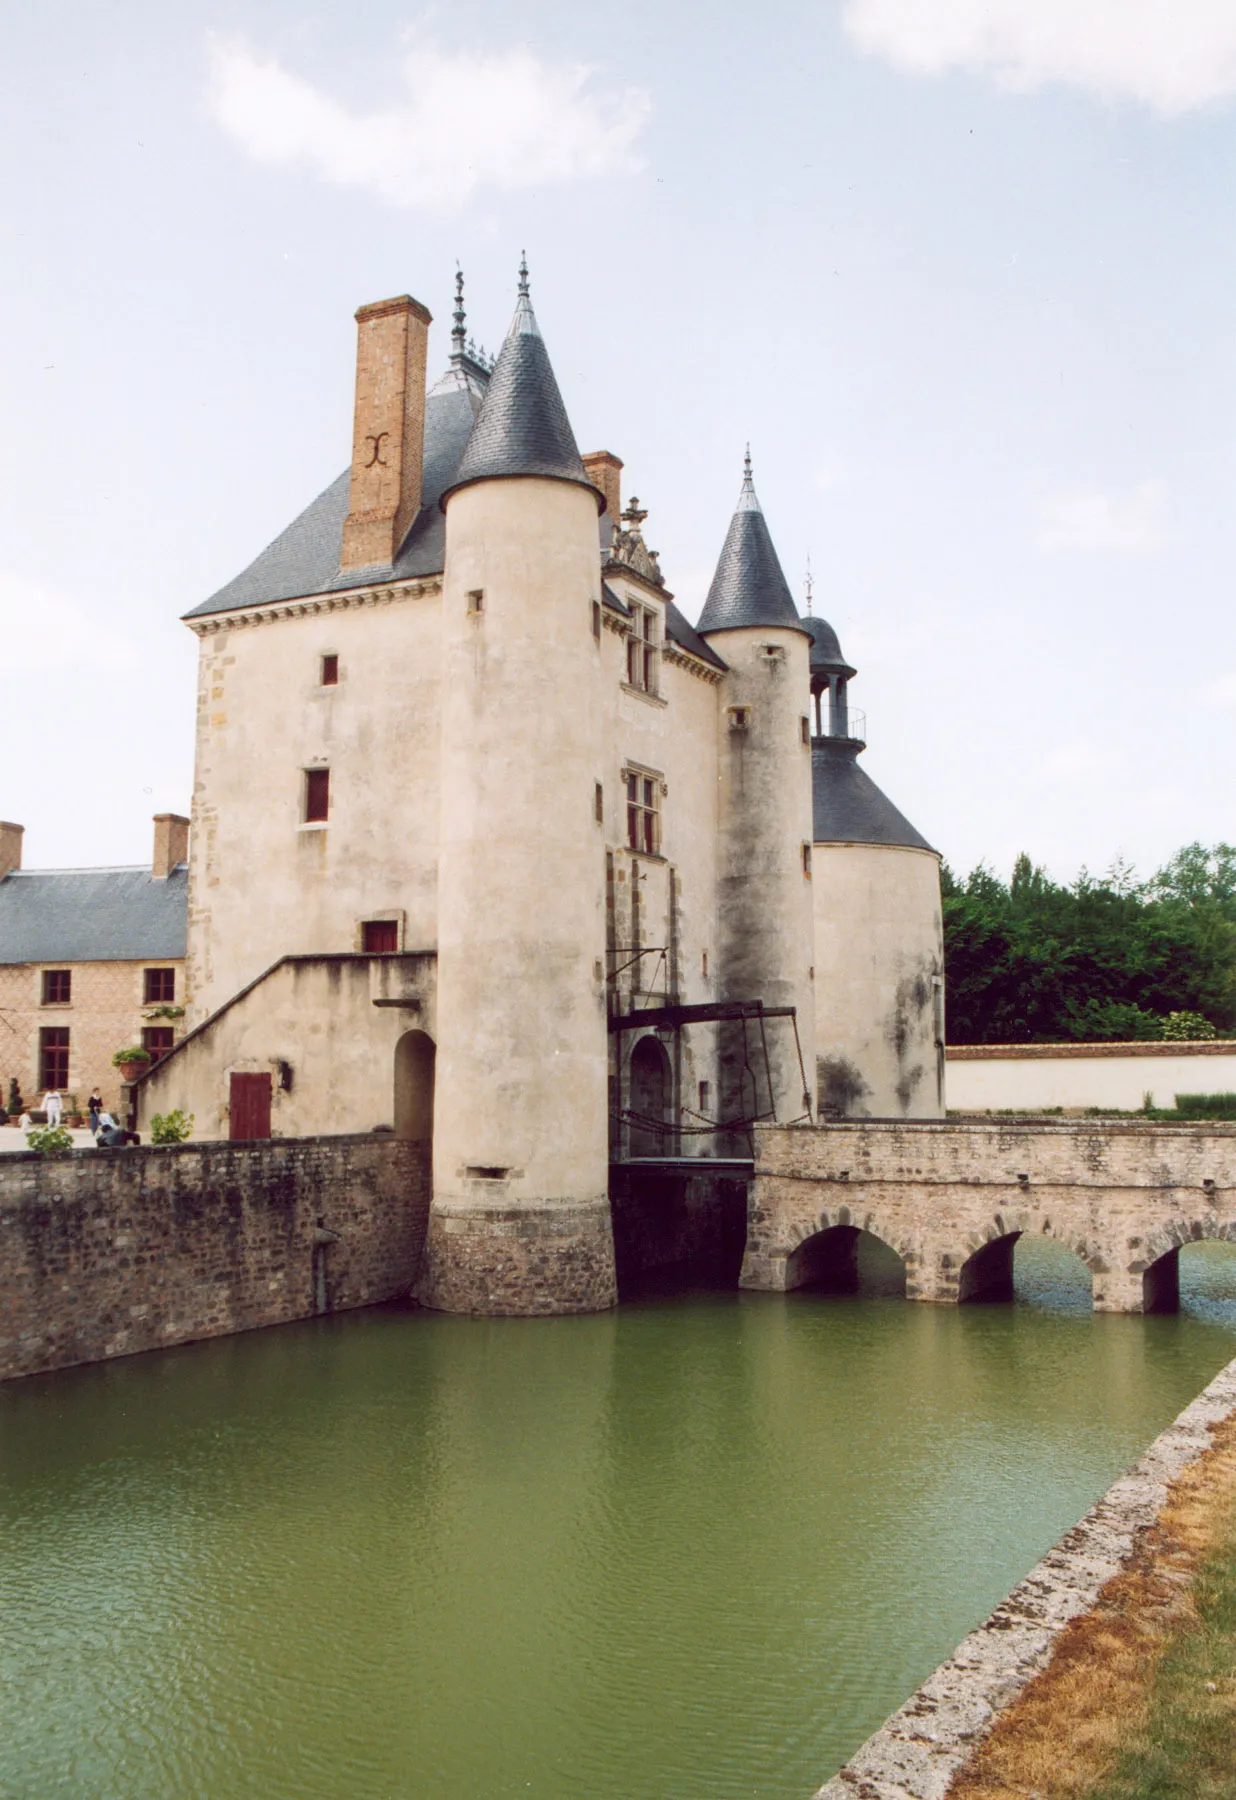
(42, 1090), (62, 1127)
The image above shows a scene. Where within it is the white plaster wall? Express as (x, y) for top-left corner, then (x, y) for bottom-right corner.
(707, 624), (816, 1127)
(186, 588), (442, 1021)
(947, 1050), (1236, 1113)
(812, 842), (944, 1118)
(433, 477), (608, 1207)
(136, 953), (436, 1140)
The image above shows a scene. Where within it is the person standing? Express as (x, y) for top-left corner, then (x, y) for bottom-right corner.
(43, 1089), (62, 1128)
(88, 1088), (103, 1134)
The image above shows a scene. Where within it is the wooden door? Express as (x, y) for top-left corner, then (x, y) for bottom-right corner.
(229, 1071), (272, 1141)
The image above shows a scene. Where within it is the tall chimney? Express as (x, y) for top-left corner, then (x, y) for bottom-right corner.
(0, 822), (22, 881)
(153, 814), (189, 880)
(583, 451), (623, 520)
(341, 295), (432, 571)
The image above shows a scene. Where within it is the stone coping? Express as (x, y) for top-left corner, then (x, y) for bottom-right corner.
(947, 1040), (1236, 1061)
(812, 1350), (1236, 1799)
(0, 1130), (409, 1170)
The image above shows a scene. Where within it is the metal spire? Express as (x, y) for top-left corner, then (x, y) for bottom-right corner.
(737, 443), (760, 512)
(518, 251), (530, 298)
(452, 265), (466, 355)
(804, 554), (814, 615)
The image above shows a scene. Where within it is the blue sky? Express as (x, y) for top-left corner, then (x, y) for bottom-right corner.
(3, 0), (1235, 881)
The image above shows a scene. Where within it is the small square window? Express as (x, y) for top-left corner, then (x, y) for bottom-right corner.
(467, 589), (484, 614)
(144, 968), (175, 1004)
(305, 768), (330, 823)
(142, 1026), (174, 1062)
(362, 920), (399, 954)
(42, 970), (71, 1005)
(698, 1080), (711, 1114)
(728, 707), (749, 732)
(801, 715), (811, 745)
(321, 654), (339, 686)
(802, 843), (813, 878)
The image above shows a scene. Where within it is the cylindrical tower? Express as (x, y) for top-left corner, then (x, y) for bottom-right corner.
(419, 263), (615, 1314)
(698, 455), (816, 1151)
(805, 616), (945, 1119)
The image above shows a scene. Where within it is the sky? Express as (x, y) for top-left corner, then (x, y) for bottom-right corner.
(2, 0), (1235, 883)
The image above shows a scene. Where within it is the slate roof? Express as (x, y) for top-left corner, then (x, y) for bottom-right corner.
(805, 615), (856, 679)
(0, 866), (189, 965)
(664, 601), (728, 671)
(442, 274), (601, 508)
(184, 366), (487, 620)
(812, 737), (935, 852)
(697, 460), (811, 638)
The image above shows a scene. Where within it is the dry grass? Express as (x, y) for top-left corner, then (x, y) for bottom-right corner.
(946, 1412), (1236, 1800)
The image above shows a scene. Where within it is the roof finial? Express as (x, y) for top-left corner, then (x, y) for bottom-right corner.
(743, 443), (752, 483)
(804, 553), (814, 615)
(452, 265), (466, 354)
(737, 443), (760, 512)
(518, 251), (529, 298)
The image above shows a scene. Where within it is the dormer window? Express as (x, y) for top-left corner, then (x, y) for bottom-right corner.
(626, 605), (659, 694)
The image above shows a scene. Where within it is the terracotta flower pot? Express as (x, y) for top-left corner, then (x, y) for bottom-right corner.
(117, 1061), (147, 1083)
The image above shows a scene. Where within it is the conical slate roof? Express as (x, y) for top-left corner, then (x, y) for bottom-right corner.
(805, 615), (856, 679)
(812, 737), (934, 852)
(697, 455), (809, 637)
(442, 261), (600, 509)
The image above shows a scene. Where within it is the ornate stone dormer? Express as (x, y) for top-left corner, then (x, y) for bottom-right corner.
(609, 497), (665, 589)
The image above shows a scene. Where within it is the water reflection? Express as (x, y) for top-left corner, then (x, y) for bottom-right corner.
(1, 1284), (1234, 1800)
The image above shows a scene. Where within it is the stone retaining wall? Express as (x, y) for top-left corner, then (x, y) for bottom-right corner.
(0, 1134), (430, 1380)
(813, 1349), (1236, 1798)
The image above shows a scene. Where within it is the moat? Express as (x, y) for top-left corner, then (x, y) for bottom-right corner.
(3, 1241), (1236, 1800)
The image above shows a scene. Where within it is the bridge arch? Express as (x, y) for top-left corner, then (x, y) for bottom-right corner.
(957, 1214), (1100, 1306)
(1140, 1217), (1236, 1312)
(783, 1208), (912, 1296)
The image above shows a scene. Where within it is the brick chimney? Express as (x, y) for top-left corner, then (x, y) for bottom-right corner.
(153, 814), (189, 880)
(0, 821), (22, 881)
(341, 295), (433, 571)
(583, 451), (623, 520)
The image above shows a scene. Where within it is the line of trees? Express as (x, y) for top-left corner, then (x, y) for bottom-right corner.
(942, 844), (1236, 1044)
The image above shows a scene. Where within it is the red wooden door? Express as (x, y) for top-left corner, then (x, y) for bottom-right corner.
(229, 1072), (272, 1141)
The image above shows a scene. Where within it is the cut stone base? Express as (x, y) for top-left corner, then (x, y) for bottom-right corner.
(417, 1195), (618, 1315)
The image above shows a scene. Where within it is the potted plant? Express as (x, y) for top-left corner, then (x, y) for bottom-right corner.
(112, 1045), (152, 1083)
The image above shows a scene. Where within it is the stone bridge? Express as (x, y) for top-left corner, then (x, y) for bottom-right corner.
(743, 1119), (1236, 1312)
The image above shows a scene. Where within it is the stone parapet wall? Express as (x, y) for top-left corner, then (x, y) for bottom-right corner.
(747, 1119), (1236, 1311)
(0, 1134), (429, 1381)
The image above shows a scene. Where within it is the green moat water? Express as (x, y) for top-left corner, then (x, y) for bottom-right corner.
(4, 1241), (1236, 1800)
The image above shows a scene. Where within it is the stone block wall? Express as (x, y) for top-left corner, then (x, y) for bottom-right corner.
(0, 1133), (429, 1381)
(0, 958), (186, 1117)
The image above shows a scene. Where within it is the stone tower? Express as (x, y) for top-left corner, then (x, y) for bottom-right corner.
(419, 262), (617, 1315)
(697, 454), (816, 1144)
(806, 616), (945, 1118)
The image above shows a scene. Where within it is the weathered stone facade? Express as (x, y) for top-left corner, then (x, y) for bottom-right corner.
(0, 1134), (429, 1380)
(747, 1119), (1236, 1312)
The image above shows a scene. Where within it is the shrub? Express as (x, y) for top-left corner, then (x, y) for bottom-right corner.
(7, 1077), (22, 1114)
(1173, 1092), (1236, 1120)
(111, 1046), (152, 1069)
(150, 1109), (194, 1145)
(25, 1124), (74, 1154)
(1160, 1011), (1218, 1041)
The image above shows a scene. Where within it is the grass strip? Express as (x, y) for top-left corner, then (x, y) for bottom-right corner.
(946, 1412), (1236, 1800)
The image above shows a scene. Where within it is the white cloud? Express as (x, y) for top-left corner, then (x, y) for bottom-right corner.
(1037, 480), (1166, 553)
(0, 570), (136, 674)
(840, 0), (1236, 113)
(1043, 741), (1122, 780)
(206, 37), (649, 209)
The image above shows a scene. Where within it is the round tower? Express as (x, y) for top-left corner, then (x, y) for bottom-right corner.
(806, 617), (945, 1119)
(697, 453), (816, 1151)
(420, 261), (615, 1315)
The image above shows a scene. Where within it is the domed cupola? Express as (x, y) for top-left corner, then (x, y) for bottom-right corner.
(805, 615), (859, 741)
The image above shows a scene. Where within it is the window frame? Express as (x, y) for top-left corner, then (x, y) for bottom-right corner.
(41, 969), (71, 1006)
(624, 765), (662, 856)
(362, 919), (400, 954)
(320, 653), (339, 686)
(141, 1025), (175, 1063)
(304, 767), (330, 824)
(39, 1026), (69, 1089)
(143, 967), (175, 1005)
(625, 603), (660, 695)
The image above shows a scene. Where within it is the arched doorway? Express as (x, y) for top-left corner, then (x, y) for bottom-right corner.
(629, 1035), (673, 1157)
(394, 1030), (435, 1142)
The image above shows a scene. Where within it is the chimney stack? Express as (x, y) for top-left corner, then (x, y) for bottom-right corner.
(341, 295), (433, 571)
(153, 814), (189, 880)
(0, 821), (22, 881)
(583, 451), (623, 520)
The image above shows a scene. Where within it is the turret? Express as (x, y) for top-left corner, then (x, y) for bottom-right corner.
(806, 616), (945, 1119)
(420, 258), (616, 1315)
(697, 453), (816, 1154)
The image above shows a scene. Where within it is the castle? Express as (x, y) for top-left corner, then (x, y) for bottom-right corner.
(137, 262), (943, 1313)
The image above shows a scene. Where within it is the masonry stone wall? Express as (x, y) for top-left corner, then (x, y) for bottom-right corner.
(0, 1134), (429, 1381)
(747, 1119), (1236, 1312)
